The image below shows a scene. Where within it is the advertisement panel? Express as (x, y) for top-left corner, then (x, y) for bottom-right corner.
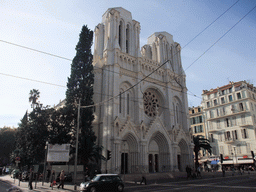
(47, 144), (70, 162)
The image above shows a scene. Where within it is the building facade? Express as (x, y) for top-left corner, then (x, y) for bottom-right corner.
(202, 81), (256, 166)
(92, 7), (193, 174)
(189, 106), (209, 164)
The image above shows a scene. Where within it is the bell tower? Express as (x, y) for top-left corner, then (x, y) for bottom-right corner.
(93, 7), (141, 67)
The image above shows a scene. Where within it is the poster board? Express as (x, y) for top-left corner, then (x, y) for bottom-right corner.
(47, 144), (70, 162)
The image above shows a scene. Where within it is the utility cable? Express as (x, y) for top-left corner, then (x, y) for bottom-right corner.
(80, 60), (170, 109)
(0, 0), (240, 100)
(181, 0), (240, 50)
(184, 4), (256, 71)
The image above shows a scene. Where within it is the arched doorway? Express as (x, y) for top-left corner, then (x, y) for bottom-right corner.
(178, 139), (189, 171)
(121, 133), (138, 174)
(148, 131), (170, 173)
(148, 140), (159, 173)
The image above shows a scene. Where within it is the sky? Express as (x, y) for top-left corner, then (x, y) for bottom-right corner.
(1, 0), (255, 128)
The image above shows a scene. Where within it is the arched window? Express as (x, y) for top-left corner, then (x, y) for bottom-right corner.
(126, 24), (129, 53)
(127, 93), (130, 115)
(119, 92), (122, 113)
(119, 21), (123, 49)
(173, 103), (176, 125)
(176, 105), (179, 124)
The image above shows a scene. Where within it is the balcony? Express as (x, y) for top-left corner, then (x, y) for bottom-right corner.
(208, 128), (224, 133)
(224, 139), (246, 145)
(238, 122), (254, 128)
(207, 109), (249, 121)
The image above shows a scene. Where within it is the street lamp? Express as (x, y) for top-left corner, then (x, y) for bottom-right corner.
(42, 141), (48, 186)
(233, 147), (237, 165)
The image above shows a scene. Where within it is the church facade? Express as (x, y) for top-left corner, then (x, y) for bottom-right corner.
(92, 7), (193, 174)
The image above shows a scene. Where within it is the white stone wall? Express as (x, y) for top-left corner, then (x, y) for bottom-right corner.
(92, 7), (193, 173)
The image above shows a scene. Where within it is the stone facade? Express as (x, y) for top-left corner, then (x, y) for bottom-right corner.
(189, 106), (209, 164)
(202, 81), (256, 166)
(92, 7), (193, 174)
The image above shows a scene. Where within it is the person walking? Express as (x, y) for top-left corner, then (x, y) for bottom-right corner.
(197, 166), (202, 178)
(140, 175), (147, 185)
(186, 165), (191, 179)
(57, 170), (65, 189)
(28, 168), (34, 190)
(50, 170), (56, 187)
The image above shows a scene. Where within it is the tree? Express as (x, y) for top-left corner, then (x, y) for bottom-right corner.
(0, 127), (16, 166)
(29, 89), (40, 108)
(26, 107), (50, 164)
(12, 111), (29, 166)
(48, 107), (72, 144)
(66, 25), (103, 165)
(193, 135), (212, 168)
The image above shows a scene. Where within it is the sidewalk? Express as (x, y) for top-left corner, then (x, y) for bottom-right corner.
(1, 170), (255, 191)
(0, 175), (78, 192)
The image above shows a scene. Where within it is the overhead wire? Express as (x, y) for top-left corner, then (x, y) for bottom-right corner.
(0, 0), (240, 101)
(1, 1), (252, 108)
(184, 4), (256, 71)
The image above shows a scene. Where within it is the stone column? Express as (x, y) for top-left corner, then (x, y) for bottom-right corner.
(172, 142), (178, 171)
(140, 141), (147, 173)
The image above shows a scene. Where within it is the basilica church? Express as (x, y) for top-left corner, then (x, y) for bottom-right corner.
(92, 7), (193, 174)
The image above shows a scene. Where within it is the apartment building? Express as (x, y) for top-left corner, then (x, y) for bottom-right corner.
(189, 106), (209, 164)
(202, 81), (256, 167)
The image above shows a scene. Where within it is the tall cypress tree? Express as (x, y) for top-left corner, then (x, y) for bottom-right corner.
(66, 25), (101, 165)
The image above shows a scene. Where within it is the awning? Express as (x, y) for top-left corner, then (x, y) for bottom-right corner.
(211, 160), (220, 164)
(237, 158), (254, 164)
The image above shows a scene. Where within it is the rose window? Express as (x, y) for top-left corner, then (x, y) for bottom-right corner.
(143, 90), (160, 117)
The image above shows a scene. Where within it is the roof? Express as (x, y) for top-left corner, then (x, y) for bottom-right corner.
(202, 81), (244, 95)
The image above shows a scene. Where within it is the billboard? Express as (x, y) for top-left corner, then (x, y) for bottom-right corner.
(47, 144), (70, 162)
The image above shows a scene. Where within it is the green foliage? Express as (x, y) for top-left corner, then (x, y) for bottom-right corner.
(0, 127), (16, 166)
(66, 25), (103, 165)
(48, 107), (72, 144)
(29, 89), (40, 108)
(193, 135), (212, 168)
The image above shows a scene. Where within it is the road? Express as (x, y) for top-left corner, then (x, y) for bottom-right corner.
(0, 179), (17, 191)
(124, 174), (256, 192)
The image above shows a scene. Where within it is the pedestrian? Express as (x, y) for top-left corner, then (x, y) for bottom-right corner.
(222, 166), (225, 177)
(50, 170), (56, 187)
(28, 168), (33, 190)
(57, 170), (65, 189)
(197, 166), (202, 178)
(186, 165), (191, 179)
(140, 175), (147, 185)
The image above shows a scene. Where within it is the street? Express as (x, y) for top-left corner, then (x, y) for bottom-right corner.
(0, 179), (18, 191)
(124, 173), (256, 192)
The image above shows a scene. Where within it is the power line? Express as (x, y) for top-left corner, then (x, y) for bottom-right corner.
(0, 40), (72, 61)
(1, 2), (249, 104)
(184, 4), (256, 71)
(0, 72), (66, 88)
(181, 0), (240, 50)
(81, 60), (170, 109)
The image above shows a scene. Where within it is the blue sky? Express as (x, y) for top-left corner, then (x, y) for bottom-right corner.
(1, 0), (255, 127)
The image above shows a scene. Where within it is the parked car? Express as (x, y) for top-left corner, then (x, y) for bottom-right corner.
(80, 174), (124, 192)
(56, 172), (72, 182)
(11, 169), (20, 179)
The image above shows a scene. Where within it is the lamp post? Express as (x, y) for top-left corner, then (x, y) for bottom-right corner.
(42, 141), (48, 186)
(233, 147), (237, 165)
(74, 99), (81, 190)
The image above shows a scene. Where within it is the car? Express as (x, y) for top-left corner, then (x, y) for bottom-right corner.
(80, 174), (124, 192)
